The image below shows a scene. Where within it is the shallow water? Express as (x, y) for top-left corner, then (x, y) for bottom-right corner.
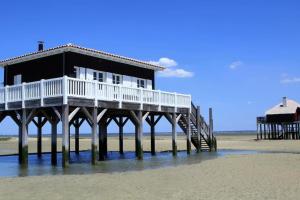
(0, 150), (258, 177)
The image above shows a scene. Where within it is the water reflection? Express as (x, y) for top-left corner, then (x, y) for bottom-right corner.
(0, 149), (257, 177)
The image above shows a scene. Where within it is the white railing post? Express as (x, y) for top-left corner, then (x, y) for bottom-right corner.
(174, 92), (177, 112)
(40, 79), (44, 107)
(140, 88), (143, 110)
(158, 90), (161, 111)
(94, 80), (98, 107)
(4, 85), (8, 110)
(22, 82), (26, 108)
(62, 76), (68, 105)
(118, 84), (122, 108)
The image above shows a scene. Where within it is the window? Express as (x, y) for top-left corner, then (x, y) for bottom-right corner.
(93, 71), (104, 82)
(13, 74), (22, 85)
(113, 74), (122, 84)
(98, 73), (104, 82)
(137, 79), (145, 88)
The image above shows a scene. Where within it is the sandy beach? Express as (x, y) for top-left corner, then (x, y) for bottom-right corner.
(0, 134), (300, 200)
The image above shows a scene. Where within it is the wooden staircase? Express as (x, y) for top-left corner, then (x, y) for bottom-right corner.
(177, 102), (217, 152)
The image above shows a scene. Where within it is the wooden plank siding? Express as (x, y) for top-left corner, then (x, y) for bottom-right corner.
(4, 52), (155, 89)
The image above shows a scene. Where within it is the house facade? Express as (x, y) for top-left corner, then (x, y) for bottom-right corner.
(3, 44), (157, 89)
(0, 43), (216, 168)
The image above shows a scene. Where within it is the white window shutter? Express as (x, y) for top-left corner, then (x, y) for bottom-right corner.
(123, 76), (132, 87)
(147, 80), (152, 89)
(132, 77), (137, 88)
(86, 68), (94, 81)
(107, 73), (113, 84)
(79, 67), (86, 80)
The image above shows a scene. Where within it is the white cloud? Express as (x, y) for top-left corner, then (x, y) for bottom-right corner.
(149, 57), (194, 78)
(229, 61), (243, 70)
(158, 68), (194, 78)
(280, 77), (300, 84)
(149, 57), (177, 68)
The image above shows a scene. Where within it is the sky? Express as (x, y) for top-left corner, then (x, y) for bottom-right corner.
(0, 0), (300, 134)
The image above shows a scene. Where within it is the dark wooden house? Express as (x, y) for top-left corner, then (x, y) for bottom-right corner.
(0, 43), (216, 168)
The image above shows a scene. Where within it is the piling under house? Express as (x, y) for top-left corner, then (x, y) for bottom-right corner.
(0, 42), (217, 168)
(257, 97), (300, 140)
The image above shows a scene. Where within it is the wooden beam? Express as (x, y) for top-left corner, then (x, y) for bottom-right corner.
(40, 110), (54, 124)
(97, 109), (107, 123)
(142, 112), (150, 121)
(176, 114), (182, 123)
(112, 117), (120, 126)
(129, 111), (139, 125)
(81, 107), (93, 124)
(52, 107), (61, 121)
(32, 118), (39, 127)
(106, 118), (113, 126)
(68, 107), (80, 122)
(122, 117), (129, 127)
(26, 109), (37, 125)
(154, 115), (162, 126)
(164, 113), (172, 124)
(135, 110), (143, 160)
(0, 112), (6, 124)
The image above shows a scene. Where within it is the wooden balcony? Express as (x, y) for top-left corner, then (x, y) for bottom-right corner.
(0, 76), (191, 113)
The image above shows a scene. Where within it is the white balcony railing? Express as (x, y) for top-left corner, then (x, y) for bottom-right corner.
(0, 76), (192, 110)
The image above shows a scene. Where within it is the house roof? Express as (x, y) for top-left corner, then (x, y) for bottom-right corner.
(265, 99), (300, 115)
(0, 43), (165, 71)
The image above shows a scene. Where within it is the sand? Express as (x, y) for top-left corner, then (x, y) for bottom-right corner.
(0, 134), (300, 200)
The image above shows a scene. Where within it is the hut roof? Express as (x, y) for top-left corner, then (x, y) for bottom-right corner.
(0, 43), (165, 71)
(265, 98), (300, 115)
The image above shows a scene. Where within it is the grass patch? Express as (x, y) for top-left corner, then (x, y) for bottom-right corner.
(0, 137), (11, 141)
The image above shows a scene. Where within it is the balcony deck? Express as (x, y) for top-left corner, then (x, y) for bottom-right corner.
(0, 76), (191, 113)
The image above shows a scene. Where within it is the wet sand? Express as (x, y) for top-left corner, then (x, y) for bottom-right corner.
(0, 135), (300, 200)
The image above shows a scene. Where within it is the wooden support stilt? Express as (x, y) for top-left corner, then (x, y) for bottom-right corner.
(75, 119), (80, 155)
(119, 117), (124, 154)
(61, 105), (69, 168)
(21, 108), (28, 167)
(136, 111), (143, 159)
(51, 121), (58, 165)
(150, 115), (155, 155)
(146, 114), (162, 156)
(37, 116), (42, 157)
(171, 113), (177, 156)
(91, 107), (98, 164)
(130, 111), (143, 159)
(99, 118), (107, 160)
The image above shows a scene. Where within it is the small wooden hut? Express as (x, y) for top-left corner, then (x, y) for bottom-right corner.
(257, 97), (300, 140)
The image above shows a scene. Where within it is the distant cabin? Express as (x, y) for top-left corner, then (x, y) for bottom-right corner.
(257, 97), (300, 140)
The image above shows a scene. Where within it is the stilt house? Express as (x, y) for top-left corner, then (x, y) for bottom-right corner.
(0, 42), (216, 167)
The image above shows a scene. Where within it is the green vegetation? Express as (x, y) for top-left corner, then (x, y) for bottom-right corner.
(0, 137), (11, 141)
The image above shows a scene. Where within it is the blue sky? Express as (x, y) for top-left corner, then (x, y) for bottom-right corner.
(0, 0), (300, 134)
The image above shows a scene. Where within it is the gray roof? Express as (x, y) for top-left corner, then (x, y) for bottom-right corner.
(0, 43), (165, 71)
(265, 99), (300, 115)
